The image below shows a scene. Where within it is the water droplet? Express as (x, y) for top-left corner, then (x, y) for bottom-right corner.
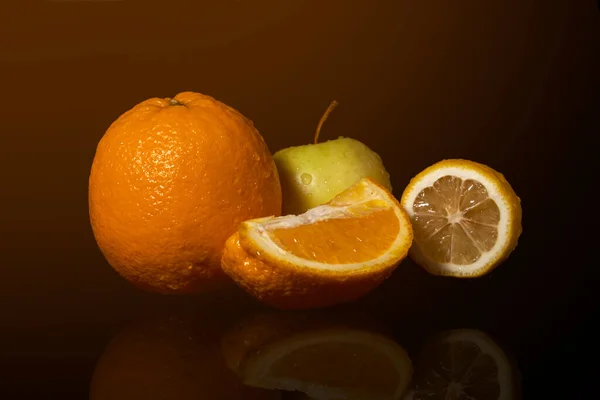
(300, 173), (313, 185)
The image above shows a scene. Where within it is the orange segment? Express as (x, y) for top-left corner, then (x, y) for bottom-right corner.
(270, 208), (398, 264)
(221, 178), (413, 310)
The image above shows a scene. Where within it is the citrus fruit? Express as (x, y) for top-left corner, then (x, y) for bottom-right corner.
(405, 329), (520, 400)
(89, 91), (282, 294)
(400, 159), (522, 277)
(89, 310), (281, 400)
(221, 178), (413, 309)
(221, 311), (412, 400)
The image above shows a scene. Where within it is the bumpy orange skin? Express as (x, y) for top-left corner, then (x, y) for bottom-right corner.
(221, 233), (401, 310)
(89, 92), (281, 294)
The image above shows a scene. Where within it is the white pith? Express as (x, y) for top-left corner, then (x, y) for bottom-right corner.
(243, 179), (411, 272)
(241, 329), (412, 400)
(402, 167), (513, 276)
(404, 330), (513, 400)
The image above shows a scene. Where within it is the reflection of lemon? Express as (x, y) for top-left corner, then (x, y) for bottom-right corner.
(221, 310), (412, 400)
(90, 311), (280, 400)
(401, 159), (522, 278)
(405, 329), (521, 400)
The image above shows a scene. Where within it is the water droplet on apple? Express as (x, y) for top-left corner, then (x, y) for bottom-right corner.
(300, 173), (313, 185)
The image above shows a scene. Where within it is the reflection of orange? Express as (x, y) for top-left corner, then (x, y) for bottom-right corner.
(222, 310), (383, 374)
(221, 178), (413, 309)
(221, 310), (412, 400)
(89, 92), (281, 294)
(90, 311), (281, 400)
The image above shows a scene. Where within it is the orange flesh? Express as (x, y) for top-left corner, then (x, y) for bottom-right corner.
(269, 208), (398, 264)
(266, 341), (399, 396)
(412, 176), (500, 264)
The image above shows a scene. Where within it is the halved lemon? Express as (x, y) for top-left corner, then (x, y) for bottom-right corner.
(221, 178), (413, 310)
(405, 329), (520, 400)
(400, 159), (522, 277)
(238, 328), (413, 400)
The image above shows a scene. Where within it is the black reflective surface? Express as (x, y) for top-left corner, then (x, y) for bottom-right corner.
(1, 0), (597, 398)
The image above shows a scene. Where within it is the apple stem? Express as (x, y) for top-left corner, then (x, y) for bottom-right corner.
(314, 100), (339, 144)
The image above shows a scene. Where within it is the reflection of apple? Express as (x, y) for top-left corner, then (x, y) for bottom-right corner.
(274, 101), (393, 215)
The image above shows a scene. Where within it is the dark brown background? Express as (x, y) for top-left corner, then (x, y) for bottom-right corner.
(1, 0), (598, 398)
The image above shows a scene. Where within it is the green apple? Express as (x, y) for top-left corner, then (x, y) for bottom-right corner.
(273, 101), (392, 215)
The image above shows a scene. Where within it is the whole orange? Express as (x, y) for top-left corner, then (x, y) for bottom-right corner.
(89, 92), (281, 294)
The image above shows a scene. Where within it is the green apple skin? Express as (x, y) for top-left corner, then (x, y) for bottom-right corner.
(273, 137), (393, 215)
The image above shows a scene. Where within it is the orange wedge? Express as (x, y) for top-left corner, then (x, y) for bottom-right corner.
(221, 178), (413, 309)
(401, 159), (522, 277)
